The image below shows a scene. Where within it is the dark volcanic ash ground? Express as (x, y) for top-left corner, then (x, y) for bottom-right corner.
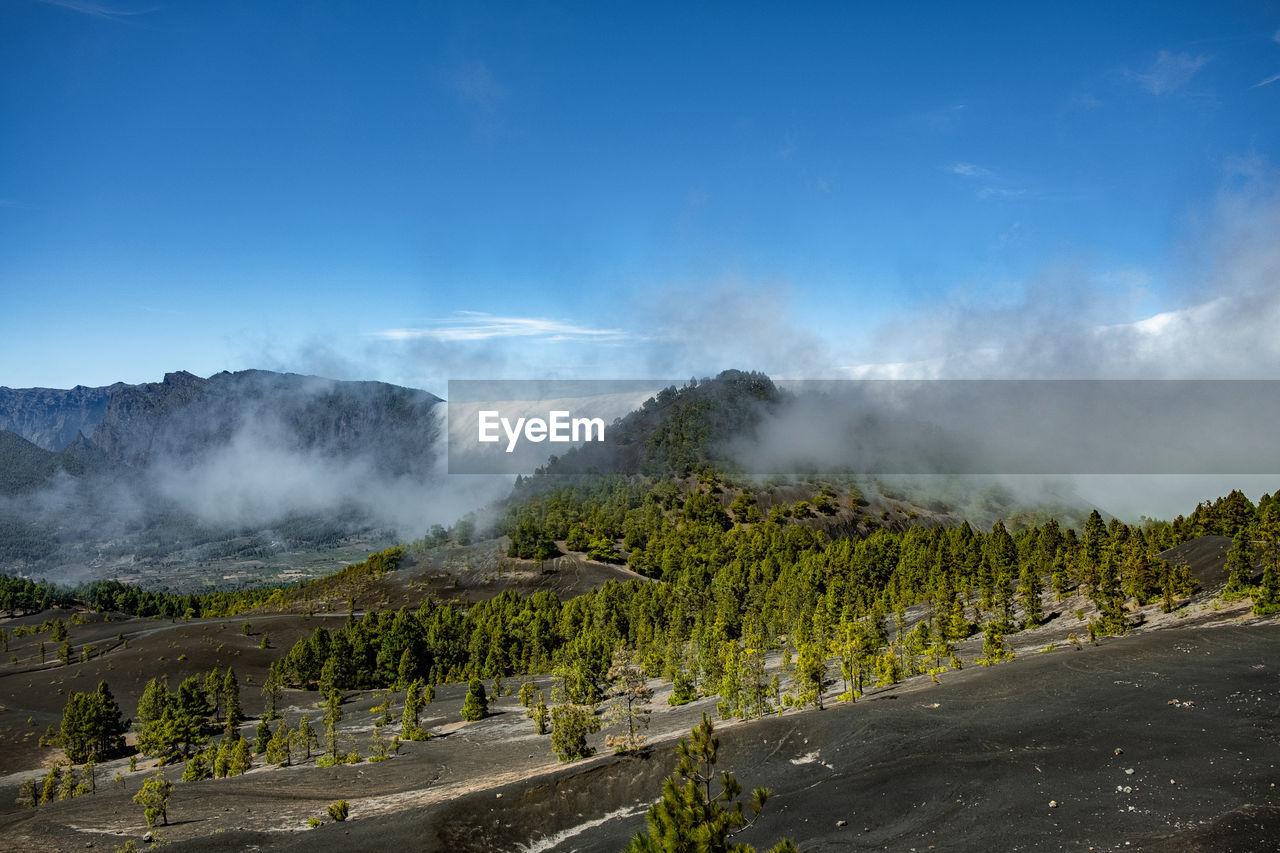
(294, 622), (1280, 853)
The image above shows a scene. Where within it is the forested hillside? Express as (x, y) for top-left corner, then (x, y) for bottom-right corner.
(270, 477), (1278, 716)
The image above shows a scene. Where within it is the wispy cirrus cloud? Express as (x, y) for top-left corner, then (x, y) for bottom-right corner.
(950, 162), (992, 178)
(948, 161), (1030, 201)
(1253, 72), (1280, 89)
(38, 0), (155, 20)
(1127, 50), (1210, 96)
(374, 312), (632, 343)
(917, 103), (968, 133)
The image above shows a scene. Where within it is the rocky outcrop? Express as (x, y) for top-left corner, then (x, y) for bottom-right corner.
(0, 383), (124, 451)
(0, 369), (449, 574)
(1, 369), (444, 474)
(86, 369), (443, 472)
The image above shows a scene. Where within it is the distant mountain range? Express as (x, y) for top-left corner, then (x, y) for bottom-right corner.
(0, 370), (442, 477)
(0, 382), (122, 453)
(0, 370), (449, 583)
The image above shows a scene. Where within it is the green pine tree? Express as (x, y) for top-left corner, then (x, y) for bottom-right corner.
(60, 681), (126, 763)
(1018, 564), (1043, 628)
(182, 750), (211, 782)
(222, 669), (242, 736)
(529, 691), (550, 735)
(402, 679), (429, 740)
(1255, 563), (1280, 615)
(624, 713), (797, 853)
(549, 703), (600, 761)
(265, 725), (291, 766)
(228, 736), (252, 776)
(322, 692), (343, 762)
(132, 770), (173, 828)
(254, 719), (271, 754)
(296, 714), (317, 761)
(461, 678), (488, 722)
(1223, 531), (1254, 600)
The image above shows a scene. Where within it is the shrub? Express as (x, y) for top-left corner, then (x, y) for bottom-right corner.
(549, 704), (600, 761)
(461, 678), (488, 722)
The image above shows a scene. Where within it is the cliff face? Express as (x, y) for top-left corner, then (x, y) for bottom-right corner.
(86, 370), (443, 474)
(0, 370), (450, 575)
(0, 431), (62, 495)
(0, 370), (444, 474)
(0, 383), (124, 451)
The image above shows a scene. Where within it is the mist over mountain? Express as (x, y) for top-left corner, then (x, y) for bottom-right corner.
(1, 367), (1155, 587)
(511, 370), (1103, 532)
(519, 370), (783, 480)
(4, 370), (442, 471)
(0, 370), (488, 584)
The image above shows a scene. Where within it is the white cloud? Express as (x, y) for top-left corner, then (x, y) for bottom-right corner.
(374, 312), (631, 343)
(285, 164), (1280, 399)
(629, 279), (840, 379)
(918, 103), (968, 132)
(837, 356), (951, 379)
(1128, 51), (1210, 96)
(857, 163), (1280, 380)
(949, 162), (1031, 202)
(1253, 72), (1280, 89)
(38, 0), (152, 19)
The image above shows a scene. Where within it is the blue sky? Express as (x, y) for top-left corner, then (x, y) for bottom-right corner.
(3, 0), (1280, 391)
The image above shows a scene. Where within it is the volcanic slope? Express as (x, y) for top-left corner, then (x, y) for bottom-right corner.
(316, 622), (1280, 853)
(0, 614), (1274, 852)
(0, 527), (1276, 853)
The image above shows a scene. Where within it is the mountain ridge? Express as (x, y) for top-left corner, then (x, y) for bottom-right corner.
(0, 369), (450, 580)
(0, 382), (125, 452)
(1, 369), (445, 470)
